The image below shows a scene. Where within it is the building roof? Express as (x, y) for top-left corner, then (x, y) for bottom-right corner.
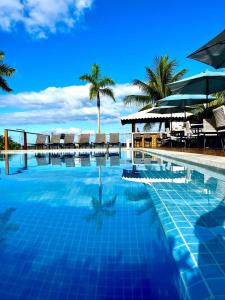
(121, 108), (192, 125)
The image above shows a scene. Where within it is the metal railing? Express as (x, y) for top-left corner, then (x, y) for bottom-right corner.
(4, 129), (50, 151)
(3, 130), (132, 150)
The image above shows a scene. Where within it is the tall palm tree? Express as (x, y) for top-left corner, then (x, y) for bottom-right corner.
(80, 64), (115, 133)
(0, 51), (15, 92)
(124, 55), (187, 111)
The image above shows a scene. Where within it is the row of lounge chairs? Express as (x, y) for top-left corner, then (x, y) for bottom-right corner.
(35, 152), (121, 167)
(31, 133), (121, 149)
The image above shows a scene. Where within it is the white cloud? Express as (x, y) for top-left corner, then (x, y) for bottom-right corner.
(0, 0), (93, 38)
(51, 127), (95, 134)
(0, 83), (141, 126)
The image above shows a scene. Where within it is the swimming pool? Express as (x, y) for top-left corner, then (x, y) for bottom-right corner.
(0, 151), (225, 300)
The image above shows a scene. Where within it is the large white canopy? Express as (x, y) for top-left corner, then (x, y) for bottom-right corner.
(121, 107), (192, 125)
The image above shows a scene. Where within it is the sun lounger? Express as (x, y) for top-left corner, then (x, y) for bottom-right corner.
(77, 134), (91, 148)
(31, 134), (46, 149)
(63, 134), (75, 149)
(50, 134), (61, 149)
(92, 134), (106, 148)
(108, 133), (120, 148)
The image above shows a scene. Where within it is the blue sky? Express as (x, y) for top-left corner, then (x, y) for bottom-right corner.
(0, 0), (224, 135)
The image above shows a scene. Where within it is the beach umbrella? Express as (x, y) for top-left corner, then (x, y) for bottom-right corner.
(158, 94), (215, 107)
(187, 29), (225, 69)
(168, 71), (225, 95)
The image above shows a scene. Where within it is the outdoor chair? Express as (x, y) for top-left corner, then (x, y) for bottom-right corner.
(144, 134), (152, 148)
(63, 134), (75, 149)
(200, 118), (218, 148)
(213, 105), (225, 149)
(77, 134), (91, 148)
(156, 132), (163, 147)
(183, 121), (197, 147)
(92, 134), (106, 148)
(49, 134), (61, 149)
(162, 128), (182, 147)
(33, 134), (46, 149)
(108, 133), (121, 149)
(133, 134), (142, 148)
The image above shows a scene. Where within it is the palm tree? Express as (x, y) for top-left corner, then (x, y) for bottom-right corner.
(124, 55), (187, 111)
(80, 64), (115, 133)
(0, 51), (15, 92)
(84, 167), (117, 231)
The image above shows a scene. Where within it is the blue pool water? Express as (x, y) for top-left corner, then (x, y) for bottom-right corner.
(0, 151), (225, 300)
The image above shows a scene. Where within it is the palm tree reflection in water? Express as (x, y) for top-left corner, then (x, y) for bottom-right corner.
(84, 167), (117, 231)
(126, 188), (156, 225)
(0, 208), (18, 247)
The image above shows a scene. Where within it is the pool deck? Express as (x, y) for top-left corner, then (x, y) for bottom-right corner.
(141, 148), (225, 172)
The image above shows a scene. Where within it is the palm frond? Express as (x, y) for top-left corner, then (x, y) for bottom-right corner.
(124, 95), (152, 106)
(139, 104), (152, 111)
(99, 76), (115, 87)
(0, 52), (15, 92)
(143, 123), (152, 131)
(100, 88), (116, 101)
(80, 74), (94, 84)
(92, 64), (100, 81)
(89, 85), (98, 100)
(0, 64), (15, 77)
(0, 77), (12, 92)
(0, 51), (4, 61)
(133, 79), (150, 94)
(172, 68), (188, 83)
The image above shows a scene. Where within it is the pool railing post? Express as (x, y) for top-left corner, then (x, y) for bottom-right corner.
(47, 135), (50, 149)
(4, 129), (8, 151)
(23, 131), (27, 150)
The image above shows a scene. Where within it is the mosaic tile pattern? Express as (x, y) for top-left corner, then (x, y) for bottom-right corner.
(0, 152), (179, 300)
(142, 158), (225, 300)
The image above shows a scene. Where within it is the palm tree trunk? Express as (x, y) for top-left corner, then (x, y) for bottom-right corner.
(97, 92), (101, 134)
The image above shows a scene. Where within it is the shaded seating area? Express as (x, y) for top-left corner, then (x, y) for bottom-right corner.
(121, 101), (225, 151)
